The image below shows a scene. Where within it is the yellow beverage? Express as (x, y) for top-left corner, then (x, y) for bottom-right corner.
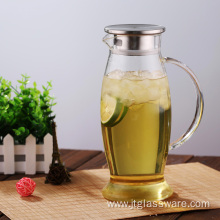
(101, 70), (172, 201)
(102, 101), (171, 175)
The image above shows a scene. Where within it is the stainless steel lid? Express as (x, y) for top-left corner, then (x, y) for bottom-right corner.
(104, 24), (165, 35)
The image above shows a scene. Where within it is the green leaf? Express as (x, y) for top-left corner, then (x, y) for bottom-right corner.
(29, 102), (35, 108)
(13, 129), (21, 136)
(21, 74), (30, 79)
(47, 81), (52, 87)
(20, 85), (25, 90)
(18, 127), (25, 132)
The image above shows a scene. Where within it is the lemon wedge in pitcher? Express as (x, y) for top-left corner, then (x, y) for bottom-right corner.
(101, 94), (128, 127)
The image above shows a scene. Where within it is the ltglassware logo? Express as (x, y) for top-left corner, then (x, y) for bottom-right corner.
(107, 200), (210, 210)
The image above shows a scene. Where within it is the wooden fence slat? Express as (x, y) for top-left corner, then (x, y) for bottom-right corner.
(0, 145), (3, 154)
(3, 134), (14, 174)
(25, 135), (36, 175)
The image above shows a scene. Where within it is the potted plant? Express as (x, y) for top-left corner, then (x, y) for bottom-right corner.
(0, 74), (56, 174)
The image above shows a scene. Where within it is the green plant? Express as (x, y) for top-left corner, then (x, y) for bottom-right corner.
(0, 77), (15, 143)
(0, 74), (56, 144)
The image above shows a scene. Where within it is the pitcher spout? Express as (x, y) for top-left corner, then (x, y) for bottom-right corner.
(103, 34), (114, 50)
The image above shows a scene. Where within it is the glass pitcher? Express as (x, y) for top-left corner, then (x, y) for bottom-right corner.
(100, 24), (204, 202)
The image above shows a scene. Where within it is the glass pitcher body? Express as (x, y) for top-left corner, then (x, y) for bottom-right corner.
(101, 34), (171, 175)
(100, 24), (203, 202)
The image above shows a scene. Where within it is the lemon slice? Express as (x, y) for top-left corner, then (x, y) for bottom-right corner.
(101, 95), (128, 127)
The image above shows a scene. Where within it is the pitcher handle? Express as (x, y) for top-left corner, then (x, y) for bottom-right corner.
(163, 57), (204, 150)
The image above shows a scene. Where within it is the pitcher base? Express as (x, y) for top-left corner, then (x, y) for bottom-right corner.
(102, 180), (173, 202)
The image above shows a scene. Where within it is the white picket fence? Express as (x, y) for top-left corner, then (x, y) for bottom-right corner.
(0, 134), (53, 175)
